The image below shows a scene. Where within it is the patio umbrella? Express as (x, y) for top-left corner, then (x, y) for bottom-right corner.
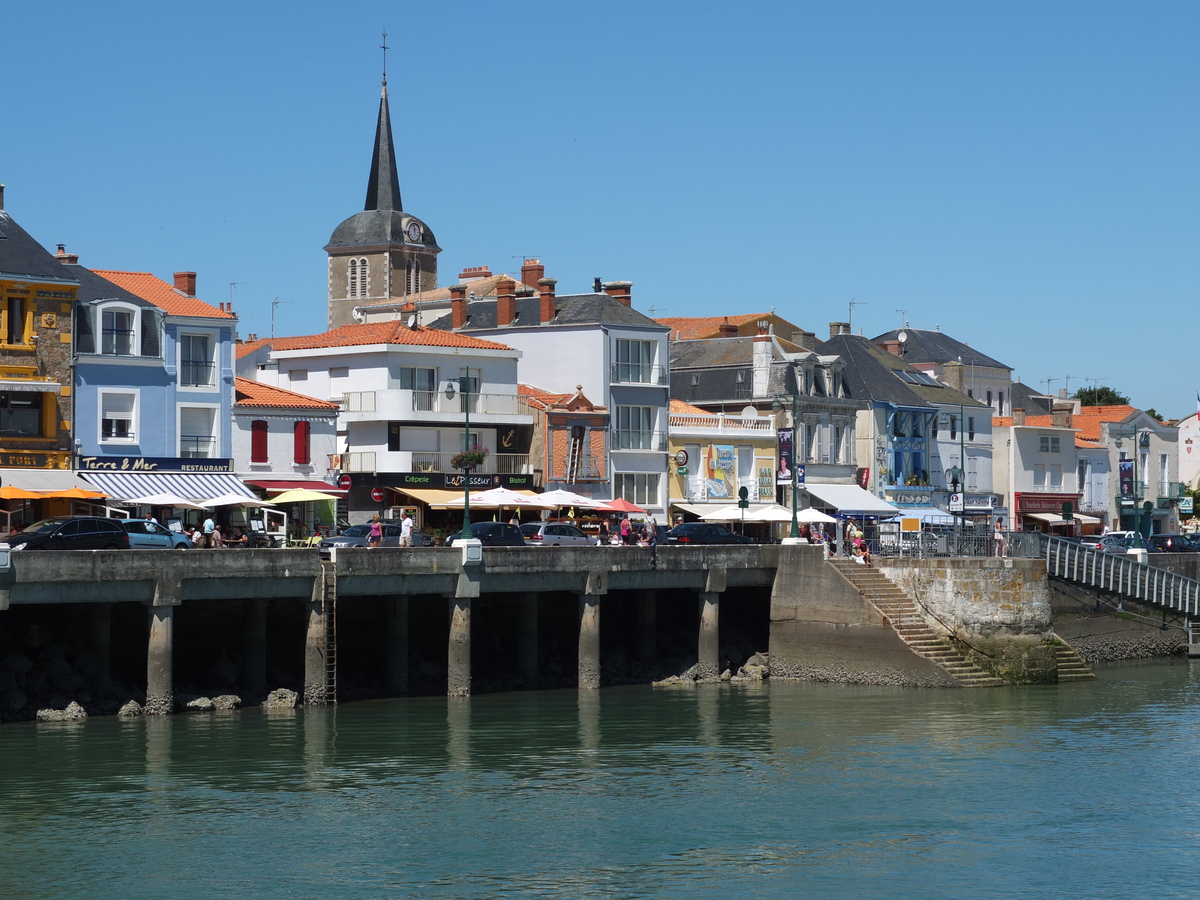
(794, 507), (837, 524)
(594, 498), (647, 515)
(536, 489), (601, 508)
(440, 487), (556, 509)
(700, 505), (740, 521)
(203, 492), (277, 508)
(0, 486), (52, 500)
(121, 493), (211, 510)
(268, 489), (341, 504)
(45, 486), (109, 500)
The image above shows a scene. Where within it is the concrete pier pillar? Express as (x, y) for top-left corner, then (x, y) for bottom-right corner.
(385, 596), (409, 695)
(145, 604), (175, 716)
(304, 574), (329, 707)
(88, 603), (112, 678)
(242, 598), (267, 701)
(518, 594), (539, 685)
(578, 594), (601, 690)
(697, 591), (720, 679)
(636, 589), (656, 664)
(448, 597), (472, 698)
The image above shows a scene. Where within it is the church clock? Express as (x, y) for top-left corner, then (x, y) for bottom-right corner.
(406, 221), (422, 242)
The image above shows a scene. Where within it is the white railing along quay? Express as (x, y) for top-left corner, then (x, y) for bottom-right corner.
(1042, 536), (1200, 617)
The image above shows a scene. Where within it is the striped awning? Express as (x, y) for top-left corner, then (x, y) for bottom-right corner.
(79, 471), (258, 503)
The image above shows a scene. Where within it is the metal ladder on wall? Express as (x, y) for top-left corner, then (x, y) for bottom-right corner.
(321, 560), (338, 704)
(565, 430), (584, 484)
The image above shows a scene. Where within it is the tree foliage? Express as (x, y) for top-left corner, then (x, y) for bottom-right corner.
(1075, 385), (1129, 407)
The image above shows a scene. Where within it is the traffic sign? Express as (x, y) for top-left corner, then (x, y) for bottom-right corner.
(371, 487), (386, 503)
(338, 475), (352, 490)
(1062, 501), (1073, 522)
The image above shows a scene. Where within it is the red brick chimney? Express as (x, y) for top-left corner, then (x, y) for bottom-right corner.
(55, 244), (79, 265)
(497, 279), (517, 326)
(450, 284), (468, 329)
(880, 339), (903, 357)
(602, 280), (633, 307)
(754, 319), (771, 341)
(458, 266), (492, 283)
(538, 278), (557, 324)
(174, 272), (197, 297)
(718, 317), (738, 338)
(520, 258), (545, 288)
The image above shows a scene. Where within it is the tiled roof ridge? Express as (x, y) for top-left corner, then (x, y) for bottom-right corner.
(91, 269), (235, 320)
(234, 377), (340, 409)
(264, 320), (514, 352)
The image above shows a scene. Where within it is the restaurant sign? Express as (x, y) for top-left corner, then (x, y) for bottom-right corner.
(395, 472), (535, 489)
(0, 450), (72, 469)
(74, 456), (234, 473)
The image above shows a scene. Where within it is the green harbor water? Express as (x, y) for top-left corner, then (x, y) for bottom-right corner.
(3, 661), (1199, 899)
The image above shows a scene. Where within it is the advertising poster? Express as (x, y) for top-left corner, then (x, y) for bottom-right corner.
(777, 429), (794, 485)
(757, 462), (775, 501)
(1118, 459), (1134, 499)
(704, 443), (735, 499)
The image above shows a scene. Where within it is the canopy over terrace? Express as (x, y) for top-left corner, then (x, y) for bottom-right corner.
(79, 471), (259, 504)
(802, 484), (901, 517)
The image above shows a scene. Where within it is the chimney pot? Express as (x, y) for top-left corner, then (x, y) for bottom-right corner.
(0, 183), (5, 211)
(829, 321), (850, 339)
(520, 258), (545, 288)
(54, 244), (79, 265)
(497, 279), (517, 327)
(602, 280), (633, 307)
(538, 277), (557, 324)
(717, 317), (738, 338)
(173, 271), (197, 297)
(450, 283), (468, 329)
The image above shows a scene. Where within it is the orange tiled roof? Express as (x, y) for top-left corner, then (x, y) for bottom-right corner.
(92, 270), (235, 319)
(669, 399), (712, 415)
(236, 337), (274, 359)
(518, 384), (573, 410)
(234, 378), (339, 410)
(262, 321), (514, 352)
(656, 313), (769, 341)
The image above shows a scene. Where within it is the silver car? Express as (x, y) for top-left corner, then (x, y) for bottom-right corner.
(520, 522), (600, 547)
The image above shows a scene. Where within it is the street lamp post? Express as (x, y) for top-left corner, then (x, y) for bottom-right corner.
(772, 391), (801, 540)
(447, 375), (474, 536)
(1114, 432), (1145, 550)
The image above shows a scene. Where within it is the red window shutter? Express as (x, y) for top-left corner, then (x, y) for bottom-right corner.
(251, 420), (269, 463)
(293, 420), (310, 465)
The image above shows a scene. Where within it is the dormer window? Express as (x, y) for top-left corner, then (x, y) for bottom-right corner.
(102, 309), (135, 354)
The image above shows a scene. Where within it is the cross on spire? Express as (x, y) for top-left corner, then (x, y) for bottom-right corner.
(381, 28), (389, 87)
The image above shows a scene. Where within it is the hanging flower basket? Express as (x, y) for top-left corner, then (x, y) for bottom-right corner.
(451, 444), (490, 471)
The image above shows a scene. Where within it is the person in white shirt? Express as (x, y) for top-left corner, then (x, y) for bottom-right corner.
(400, 512), (414, 547)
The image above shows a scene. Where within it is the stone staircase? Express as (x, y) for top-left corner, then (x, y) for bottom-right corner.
(1050, 636), (1096, 682)
(829, 560), (1005, 688)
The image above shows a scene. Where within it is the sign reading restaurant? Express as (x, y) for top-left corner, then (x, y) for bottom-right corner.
(391, 471), (535, 490)
(74, 456), (235, 473)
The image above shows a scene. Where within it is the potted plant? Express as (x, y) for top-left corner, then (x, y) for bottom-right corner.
(450, 443), (489, 471)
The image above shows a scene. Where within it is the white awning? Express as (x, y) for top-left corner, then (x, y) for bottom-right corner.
(672, 502), (716, 517)
(894, 507), (957, 523)
(803, 483), (902, 516)
(79, 471), (258, 503)
(0, 469), (97, 492)
(1025, 511), (1103, 526)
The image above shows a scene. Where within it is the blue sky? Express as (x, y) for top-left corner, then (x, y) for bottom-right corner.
(6, 1), (1198, 415)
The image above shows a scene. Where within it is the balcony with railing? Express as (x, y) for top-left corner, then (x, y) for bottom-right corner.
(668, 411), (775, 435)
(612, 429), (668, 452)
(180, 360), (216, 388)
(339, 390), (527, 421)
(180, 435), (216, 458)
(410, 452), (531, 475)
(610, 363), (668, 386)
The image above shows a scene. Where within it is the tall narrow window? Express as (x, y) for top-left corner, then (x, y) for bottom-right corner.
(7, 297), (25, 345)
(180, 407), (216, 458)
(348, 258), (369, 299)
(294, 421), (311, 465)
(251, 420), (269, 463)
(968, 417), (975, 441)
(102, 309), (135, 355)
(181, 334), (213, 386)
(404, 259), (420, 295)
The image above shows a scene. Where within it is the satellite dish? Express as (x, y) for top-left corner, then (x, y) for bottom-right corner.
(406, 314), (417, 329)
(897, 331), (908, 343)
(741, 405), (758, 419)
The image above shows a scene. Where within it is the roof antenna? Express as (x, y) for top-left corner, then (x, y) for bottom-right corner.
(271, 298), (292, 339)
(895, 309), (907, 328)
(848, 298), (862, 332)
(380, 28), (389, 88)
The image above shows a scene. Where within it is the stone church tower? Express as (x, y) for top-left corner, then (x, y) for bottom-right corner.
(325, 82), (440, 328)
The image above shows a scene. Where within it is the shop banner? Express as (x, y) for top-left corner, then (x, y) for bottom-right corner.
(1118, 459), (1134, 499)
(704, 444), (735, 499)
(777, 429), (794, 485)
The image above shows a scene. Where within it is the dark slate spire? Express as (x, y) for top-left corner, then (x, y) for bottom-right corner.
(364, 84), (403, 212)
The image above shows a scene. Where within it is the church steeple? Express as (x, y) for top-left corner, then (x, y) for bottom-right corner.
(364, 83), (402, 212)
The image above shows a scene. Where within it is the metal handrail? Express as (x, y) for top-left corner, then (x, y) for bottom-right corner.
(1042, 535), (1200, 617)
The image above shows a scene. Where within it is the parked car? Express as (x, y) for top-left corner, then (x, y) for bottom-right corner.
(318, 521), (404, 553)
(445, 522), (525, 547)
(1145, 534), (1200, 553)
(665, 522), (754, 545)
(1098, 534), (1134, 554)
(521, 522), (600, 546)
(2, 517), (130, 551)
(122, 519), (192, 549)
(1078, 534), (1104, 551)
